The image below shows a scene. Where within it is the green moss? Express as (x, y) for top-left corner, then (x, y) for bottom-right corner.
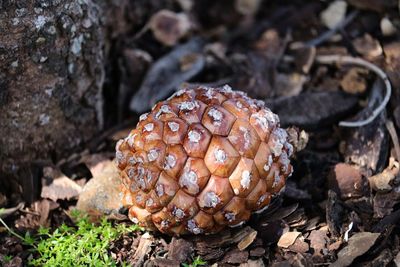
(0, 209), (142, 266)
(183, 256), (207, 267)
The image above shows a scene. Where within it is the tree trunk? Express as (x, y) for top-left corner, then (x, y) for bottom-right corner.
(0, 0), (104, 200)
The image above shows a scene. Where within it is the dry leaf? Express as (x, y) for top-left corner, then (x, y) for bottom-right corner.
(41, 175), (82, 202)
(368, 157), (400, 191)
(340, 68), (368, 94)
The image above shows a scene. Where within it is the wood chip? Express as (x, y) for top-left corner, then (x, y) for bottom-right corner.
(238, 228), (257, 251)
(352, 34), (383, 58)
(381, 17), (397, 36)
(308, 230), (328, 256)
(239, 259), (265, 267)
(287, 236), (309, 253)
(266, 91), (358, 129)
(320, 1), (347, 30)
(277, 231), (301, 248)
(131, 233), (154, 267)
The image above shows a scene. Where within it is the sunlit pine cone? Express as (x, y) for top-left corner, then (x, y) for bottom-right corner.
(115, 85), (295, 235)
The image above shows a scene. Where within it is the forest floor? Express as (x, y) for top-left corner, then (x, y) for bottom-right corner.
(1, 0), (400, 266)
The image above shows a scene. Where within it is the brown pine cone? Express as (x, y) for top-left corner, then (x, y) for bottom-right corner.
(116, 85), (295, 235)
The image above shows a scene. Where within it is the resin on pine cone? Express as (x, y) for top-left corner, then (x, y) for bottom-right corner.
(116, 85), (294, 235)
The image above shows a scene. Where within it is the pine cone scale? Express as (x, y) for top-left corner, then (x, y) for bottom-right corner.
(116, 85), (294, 235)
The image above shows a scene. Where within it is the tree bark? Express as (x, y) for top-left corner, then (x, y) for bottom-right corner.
(0, 0), (104, 198)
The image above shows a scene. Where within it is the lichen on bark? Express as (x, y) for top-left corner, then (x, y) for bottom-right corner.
(0, 0), (105, 192)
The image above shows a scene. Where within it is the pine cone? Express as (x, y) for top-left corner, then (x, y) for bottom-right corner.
(116, 85), (294, 235)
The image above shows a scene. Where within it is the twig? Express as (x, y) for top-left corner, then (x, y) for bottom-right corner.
(386, 120), (400, 161)
(0, 217), (26, 241)
(0, 206), (37, 248)
(315, 55), (392, 127)
(0, 203), (25, 219)
(304, 10), (359, 47)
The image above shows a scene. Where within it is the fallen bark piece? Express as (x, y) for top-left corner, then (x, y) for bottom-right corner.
(326, 190), (345, 237)
(129, 38), (205, 113)
(331, 232), (380, 267)
(152, 258), (180, 267)
(194, 226), (258, 249)
(373, 189), (400, 218)
(369, 249), (393, 266)
(168, 238), (193, 263)
(277, 231), (301, 248)
(347, 0), (397, 12)
(222, 248), (249, 264)
(249, 247), (265, 257)
(328, 163), (367, 199)
(342, 80), (389, 173)
(76, 160), (124, 218)
(267, 91), (358, 129)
